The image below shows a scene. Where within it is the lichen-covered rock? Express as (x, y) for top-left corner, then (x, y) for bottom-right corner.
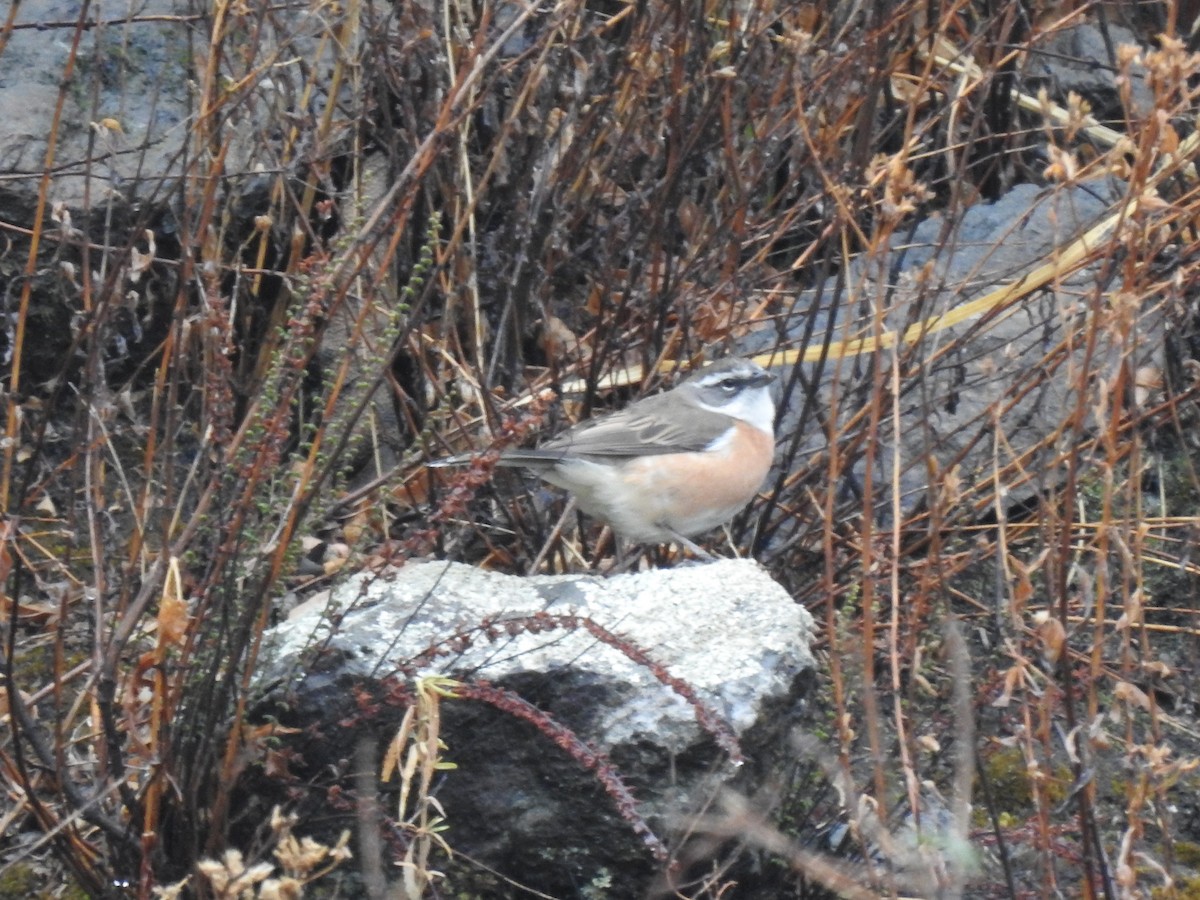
(256, 558), (816, 895)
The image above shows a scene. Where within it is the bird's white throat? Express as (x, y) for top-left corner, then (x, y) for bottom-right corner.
(699, 386), (775, 437)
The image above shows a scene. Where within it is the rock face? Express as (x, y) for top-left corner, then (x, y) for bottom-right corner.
(1025, 22), (1153, 117)
(258, 558), (816, 895)
(0, 0), (192, 209)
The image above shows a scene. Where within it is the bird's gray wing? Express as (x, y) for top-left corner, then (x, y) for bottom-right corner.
(428, 390), (733, 468)
(536, 393), (730, 458)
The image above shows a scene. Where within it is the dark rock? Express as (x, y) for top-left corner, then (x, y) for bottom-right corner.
(1025, 22), (1152, 119)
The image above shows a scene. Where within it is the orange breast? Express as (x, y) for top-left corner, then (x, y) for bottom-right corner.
(611, 421), (774, 539)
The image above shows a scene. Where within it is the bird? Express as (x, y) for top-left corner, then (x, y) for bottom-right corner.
(428, 357), (777, 557)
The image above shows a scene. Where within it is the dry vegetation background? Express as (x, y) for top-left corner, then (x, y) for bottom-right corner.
(2, 0), (1200, 896)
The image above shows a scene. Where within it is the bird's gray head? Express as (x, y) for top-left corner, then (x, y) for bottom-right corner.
(683, 357), (777, 434)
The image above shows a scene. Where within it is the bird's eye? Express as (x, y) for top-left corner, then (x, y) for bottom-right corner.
(719, 379), (738, 392)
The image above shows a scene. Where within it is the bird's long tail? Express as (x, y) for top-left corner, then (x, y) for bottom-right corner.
(426, 448), (566, 470)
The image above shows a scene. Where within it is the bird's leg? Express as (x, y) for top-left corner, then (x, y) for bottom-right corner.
(607, 535), (644, 574)
(528, 498), (580, 574)
(665, 529), (715, 562)
(720, 524), (744, 559)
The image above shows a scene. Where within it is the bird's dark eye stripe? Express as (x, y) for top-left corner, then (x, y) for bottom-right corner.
(697, 368), (768, 391)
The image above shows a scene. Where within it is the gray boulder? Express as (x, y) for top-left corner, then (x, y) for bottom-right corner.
(257, 558), (816, 895)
